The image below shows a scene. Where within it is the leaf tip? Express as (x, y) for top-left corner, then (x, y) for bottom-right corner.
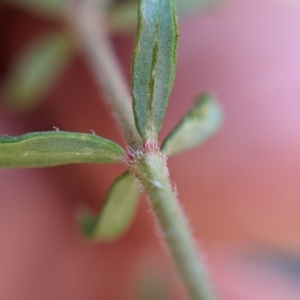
(161, 92), (222, 157)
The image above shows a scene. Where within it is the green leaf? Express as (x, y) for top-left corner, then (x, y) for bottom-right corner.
(161, 94), (222, 157)
(131, 0), (178, 141)
(0, 131), (124, 169)
(2, 31), (74, 113)
(80, 172), (140, 242)
(108, 0), (216, 33)
(2, 0), (65, 18)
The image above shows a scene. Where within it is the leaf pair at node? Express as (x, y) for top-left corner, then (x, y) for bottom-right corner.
(0, 94), (220, 241)
(79, 93), (221, 242)
(79, 0), (222, 242)
(0, 0), (221, 242)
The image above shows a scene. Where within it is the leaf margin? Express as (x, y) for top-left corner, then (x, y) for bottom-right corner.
(131, 0), (178, 141)
(79, 171), (140, 242)
(161, 93), (222, 157)
(0, 131), (125, 169)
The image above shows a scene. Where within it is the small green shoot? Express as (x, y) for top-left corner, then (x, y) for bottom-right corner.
(79, 172), (140, 242)
(162, 94), (222, 157)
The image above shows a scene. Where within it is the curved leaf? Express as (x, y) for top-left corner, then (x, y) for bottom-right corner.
(80, 172), (140, 242)
(161, 94), (222, 157)
(131, 0), (178, 141)
(2, 32), (74, 113)
(0, 131), (124, 169)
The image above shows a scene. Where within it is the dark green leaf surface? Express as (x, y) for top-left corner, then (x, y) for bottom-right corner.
(161, 94), (222, 157)
(0, 131), (124, 169)
(80, 172), (140, 242)
(131, 0), (178, 141)
(2, 32), (74, 113)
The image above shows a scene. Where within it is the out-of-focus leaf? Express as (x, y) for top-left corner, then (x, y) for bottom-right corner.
(2, 0), (64, 18)
(161, 94), (222, 157)
(177, 0), (217, 16)
(131, 0), (178, 141)
(80, 171), (140, 242)
(108, 0), (217, 33)
(2, 31), (74, 113)
(108, 2), (138, 33)
(0, 131), (124, 168)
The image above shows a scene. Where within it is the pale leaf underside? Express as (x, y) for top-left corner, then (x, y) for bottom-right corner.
(162, 94), (222, 157)
(0, 131), (124, 168)
(79, 171), (140, 242)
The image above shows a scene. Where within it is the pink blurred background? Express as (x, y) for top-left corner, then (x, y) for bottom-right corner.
(1, 0), (300, 299)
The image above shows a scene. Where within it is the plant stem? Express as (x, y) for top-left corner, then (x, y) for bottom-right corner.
(66, 0), (141, 149)
(67, 1), (217, 299)
(132, 150), (217, 300)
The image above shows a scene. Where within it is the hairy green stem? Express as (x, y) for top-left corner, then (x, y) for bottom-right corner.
(131, 150), (217, 300)
(67, 0), (217, 299)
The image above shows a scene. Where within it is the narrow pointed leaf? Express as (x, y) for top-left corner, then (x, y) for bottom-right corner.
(0, 131), (124, 169)
(80, 172), (140, 242)
(161, 94), (222, 157)
(131, 0), (178, 141)
(2, 32), (74, 113)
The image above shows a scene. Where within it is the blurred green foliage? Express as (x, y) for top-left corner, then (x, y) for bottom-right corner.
(2, 32), (74, 113)
(1, 0), (216, 114)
